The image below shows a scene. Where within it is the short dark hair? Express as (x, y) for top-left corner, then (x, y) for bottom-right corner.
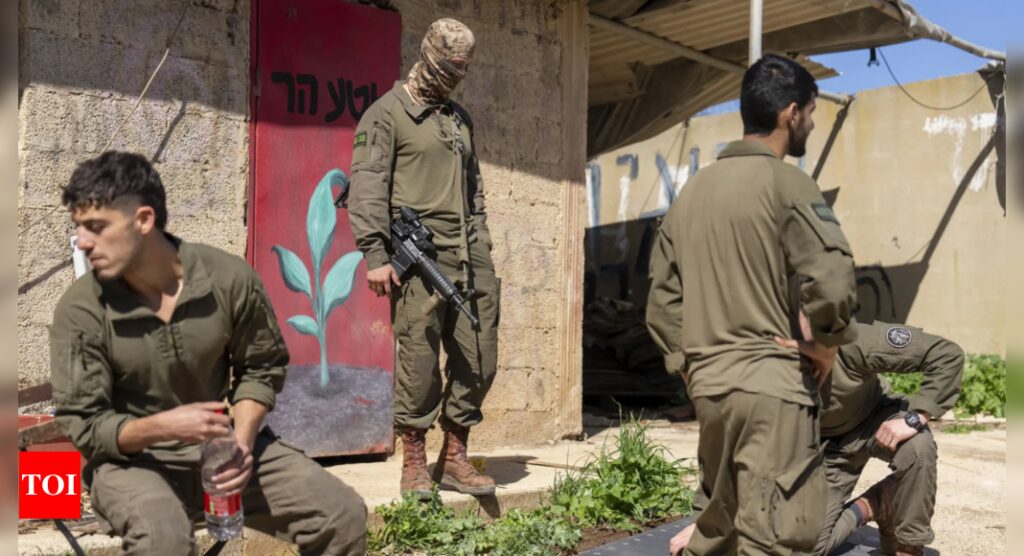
(63, 151), (168, 229)
(740, 54), (819, 136)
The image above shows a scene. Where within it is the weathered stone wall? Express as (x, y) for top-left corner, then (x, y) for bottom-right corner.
(590, 72), (1006, 356)
(18, 0), (587, 449)
(18, 0), (251, 388)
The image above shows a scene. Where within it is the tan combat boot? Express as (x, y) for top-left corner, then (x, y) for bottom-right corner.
(852, 474), (898, 554)
(398, 428), (433, 500)
(432, 420), (496, 496)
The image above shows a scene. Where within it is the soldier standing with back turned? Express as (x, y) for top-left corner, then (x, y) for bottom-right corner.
(348, 18), (500, 499)
(646, 54), (859, 555)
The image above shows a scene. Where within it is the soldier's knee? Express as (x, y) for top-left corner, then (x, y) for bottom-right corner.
(311, 487), (367, 556)
(894, 431), (937, 473)
(292, 471), (367, 554)
(325, 500), (368, 555)
(121, 510), (195, 556)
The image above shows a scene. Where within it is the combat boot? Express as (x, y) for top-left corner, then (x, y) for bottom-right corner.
(398, 427), (433, 500)
(432, 419), (496, 496)
(894, 546), (924, 556)
(853, 474), (898, 553)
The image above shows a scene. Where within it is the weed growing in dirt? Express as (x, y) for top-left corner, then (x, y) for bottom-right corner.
(368, 489), (579, 555)
(369, 489), (482, 554)
(549, 418), (694, 531)
(368, 417), (693, 555)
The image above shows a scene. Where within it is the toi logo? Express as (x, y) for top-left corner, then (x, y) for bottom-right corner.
(19, 452), (82, 519)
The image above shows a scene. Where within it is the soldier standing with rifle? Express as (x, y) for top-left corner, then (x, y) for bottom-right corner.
(348, 18), (500, 499)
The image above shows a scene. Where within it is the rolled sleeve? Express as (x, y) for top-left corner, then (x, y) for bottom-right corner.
(232, 381), (279, 410)
(94, 413), (136, 462)
(229, 270), (289, 411)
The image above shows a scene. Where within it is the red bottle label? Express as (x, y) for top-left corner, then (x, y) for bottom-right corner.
(204, 492), (241, 517)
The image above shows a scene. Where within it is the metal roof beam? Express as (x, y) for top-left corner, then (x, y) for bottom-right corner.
(862, 0), (1006, 62)
(588, 14), (852, 105)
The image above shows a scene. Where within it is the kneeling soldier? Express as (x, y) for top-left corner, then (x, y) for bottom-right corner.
(670, 321), (964, 556)
(802, 321), (963, 556)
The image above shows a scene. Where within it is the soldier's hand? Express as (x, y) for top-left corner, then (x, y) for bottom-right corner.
(775, 311), (837, 387)
(211, 439), (254, 496)
(367, 265), (401, 297)
(875, 419), (919, 451)
(772, 336), (836, 387)
(157, 402), (231, 444)
(669, 523), (695, 555)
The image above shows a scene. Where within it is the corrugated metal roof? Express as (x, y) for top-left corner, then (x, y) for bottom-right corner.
(588, 0), (885, 106)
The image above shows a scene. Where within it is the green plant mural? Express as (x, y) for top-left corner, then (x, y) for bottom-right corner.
(272, 169), (363, 388)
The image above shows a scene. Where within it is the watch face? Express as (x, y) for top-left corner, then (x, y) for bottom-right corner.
(905, 412), (921, 428)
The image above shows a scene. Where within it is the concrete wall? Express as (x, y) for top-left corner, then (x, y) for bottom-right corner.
(18, 0), (252, 389)
(589, 71), (1007, 356)
(17, 0), (587, 450)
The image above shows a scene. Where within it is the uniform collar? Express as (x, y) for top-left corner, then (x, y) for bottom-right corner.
(717, 140), (779, 160)
(394, 80), (449, 121)
(104, 234), (214, 321)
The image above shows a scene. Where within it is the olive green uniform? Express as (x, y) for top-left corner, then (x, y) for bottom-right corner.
(348, 81), (499, 431)
(813, 321), (964, 554)
(646, 140), (858, 554)
(50, 238), (367, 555)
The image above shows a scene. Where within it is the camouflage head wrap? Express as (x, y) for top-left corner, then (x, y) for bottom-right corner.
(406, 18), (475, 105)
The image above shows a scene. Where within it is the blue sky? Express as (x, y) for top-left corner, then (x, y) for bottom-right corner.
(700, 1), (1013, 114)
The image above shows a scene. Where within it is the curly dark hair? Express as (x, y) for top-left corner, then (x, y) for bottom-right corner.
(62, 151), (168, 229)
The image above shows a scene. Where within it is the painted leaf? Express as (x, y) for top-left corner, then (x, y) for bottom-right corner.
(287, 315), (319, 337)
(322, 250), (364, 318)
(271, 245), (312, 300)
(307, 169), (348, 270)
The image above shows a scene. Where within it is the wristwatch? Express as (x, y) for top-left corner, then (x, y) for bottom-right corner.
(904, 410), (927, 432)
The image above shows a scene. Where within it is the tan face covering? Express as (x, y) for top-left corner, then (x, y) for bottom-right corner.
(406, 18), (475, 105)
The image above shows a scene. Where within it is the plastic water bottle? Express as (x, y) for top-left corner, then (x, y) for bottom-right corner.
(200, 410), (244, 541)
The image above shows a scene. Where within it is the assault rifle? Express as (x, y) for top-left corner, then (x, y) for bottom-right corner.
(390, 206), (479, 328)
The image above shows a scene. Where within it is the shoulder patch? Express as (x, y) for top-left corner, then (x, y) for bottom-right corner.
(886, 326), (912, 348)
(353, 131), (367, 148)
(811, 202), (839, 225)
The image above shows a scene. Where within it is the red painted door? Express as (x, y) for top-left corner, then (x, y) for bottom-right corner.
(249, 0), (401, 457)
